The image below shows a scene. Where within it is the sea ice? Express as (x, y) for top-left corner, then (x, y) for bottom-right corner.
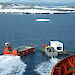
(34, 57), (59, 75)
(0, 55), (27, 75)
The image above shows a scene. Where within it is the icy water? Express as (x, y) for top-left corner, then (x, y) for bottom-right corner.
(0, 13), (75, 75)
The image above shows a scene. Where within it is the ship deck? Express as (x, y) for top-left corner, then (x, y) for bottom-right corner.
(14, 46), (34, 52)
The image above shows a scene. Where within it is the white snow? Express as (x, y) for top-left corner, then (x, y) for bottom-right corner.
(0, 3), (75, 14)
(0, 9), (57, 14)
(0, 55), (27, 75)
(34, 57), (59, 75)
(51, 7), (75, 11)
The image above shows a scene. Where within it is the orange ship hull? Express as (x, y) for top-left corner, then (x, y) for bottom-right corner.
(4, 48), (35, 56)
(17, 48), (35, 56)
(51, 54), (75, 75)
(3, 43), (35, 56)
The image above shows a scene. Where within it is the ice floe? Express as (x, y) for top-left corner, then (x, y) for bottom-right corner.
(0, 55), (27, 75)
(34, 57), (59, 75)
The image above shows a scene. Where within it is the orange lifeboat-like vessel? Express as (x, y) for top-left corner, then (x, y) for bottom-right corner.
(51, 54), (75, 75)
(3, 42), (35, 56)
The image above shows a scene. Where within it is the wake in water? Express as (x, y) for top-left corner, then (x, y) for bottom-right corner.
(34, 57), (60, 75)
(0, 55), (27, 75)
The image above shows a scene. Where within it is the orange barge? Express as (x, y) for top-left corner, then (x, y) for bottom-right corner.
(51, 54), (75, 75)
(4, 42), (35, 56)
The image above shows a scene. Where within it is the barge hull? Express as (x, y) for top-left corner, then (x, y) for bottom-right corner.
(3, 43), (35, 56)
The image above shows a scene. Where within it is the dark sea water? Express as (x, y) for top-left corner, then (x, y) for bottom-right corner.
(0, 13), (75, 75)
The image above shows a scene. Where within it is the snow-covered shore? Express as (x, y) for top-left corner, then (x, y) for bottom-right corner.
(0, 3), (75, 14)
(0, 9), (64, 14)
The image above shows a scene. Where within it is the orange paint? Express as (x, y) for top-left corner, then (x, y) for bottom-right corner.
(3, 43), (35, 56)
(51, 54), (75, 75)
(26, 50), (28, 53)
(12, 50), (17, 56)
